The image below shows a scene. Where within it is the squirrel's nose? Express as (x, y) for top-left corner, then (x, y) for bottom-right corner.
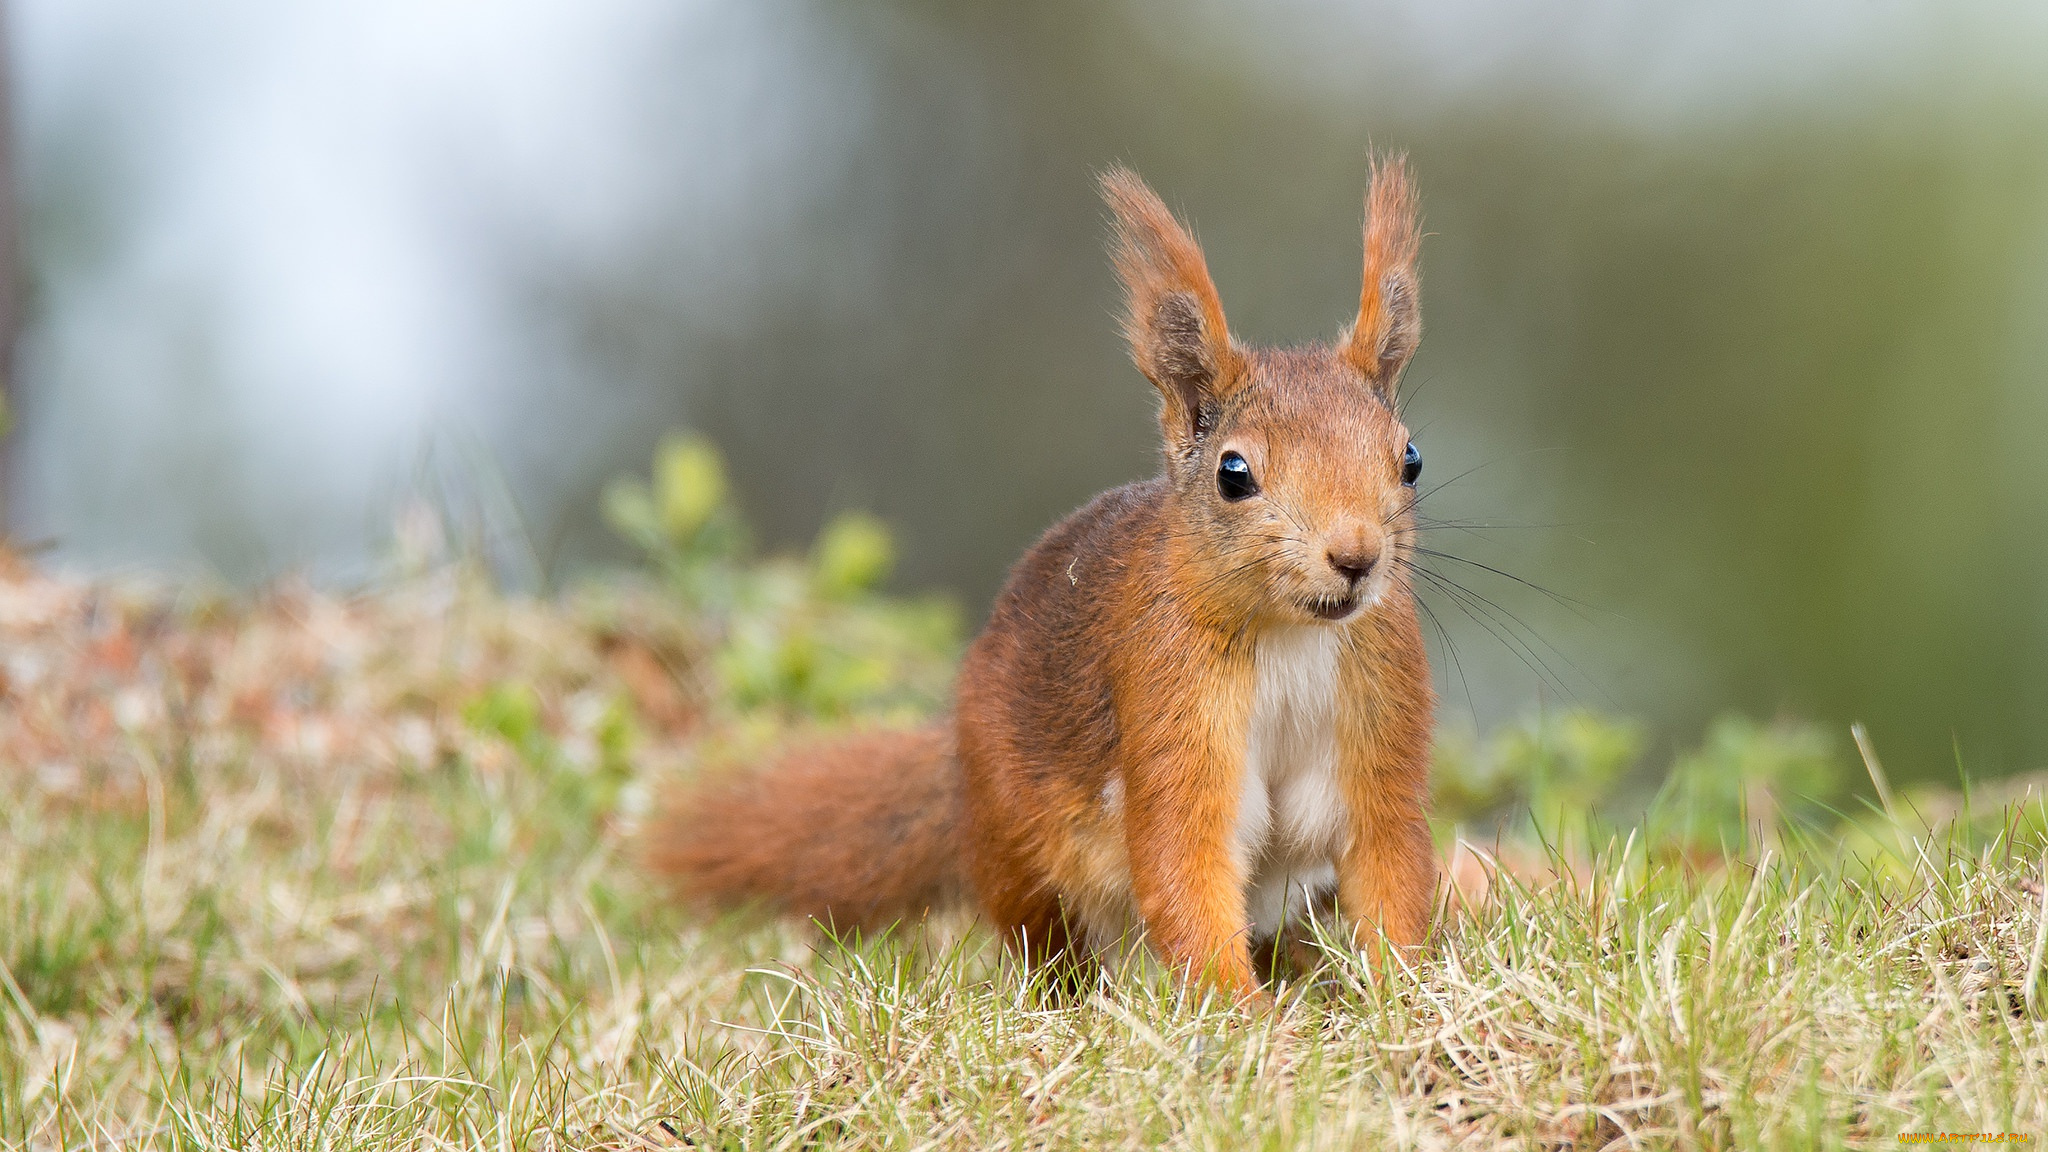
(1327, 549), (1377, 585)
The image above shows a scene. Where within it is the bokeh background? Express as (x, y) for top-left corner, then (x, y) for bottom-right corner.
(9, 0), (2048, 782)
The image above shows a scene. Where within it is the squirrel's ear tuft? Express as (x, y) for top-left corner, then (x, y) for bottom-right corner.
(1341, 155), (1422, 396)
(1100, 166), (1245, 451)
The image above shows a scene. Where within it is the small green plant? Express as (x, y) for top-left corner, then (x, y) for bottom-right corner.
(602, 434), (746, 606)
(605, 432), (961, 720)
(1652, 714), (1841, 855)
(1433, 710), (1643, 849)
(462, 681), (546, 762)
(811, 511), (894, 600)
(461, 681), (635, 834)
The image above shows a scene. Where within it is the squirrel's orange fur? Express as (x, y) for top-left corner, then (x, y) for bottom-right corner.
(652, 160), (1436, 1001)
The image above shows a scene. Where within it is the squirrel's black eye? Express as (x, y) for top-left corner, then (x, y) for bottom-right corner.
(1401, 440), (1422, 487)
(1217, 451), (1258, 501)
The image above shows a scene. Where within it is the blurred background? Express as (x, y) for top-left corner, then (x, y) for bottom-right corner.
(7, 0), (2048, 783)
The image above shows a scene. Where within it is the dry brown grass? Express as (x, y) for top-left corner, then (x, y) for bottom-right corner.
(3, 558), (2046, 1149)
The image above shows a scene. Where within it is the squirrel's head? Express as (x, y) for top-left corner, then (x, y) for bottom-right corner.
(1103, 160), (1425, 628)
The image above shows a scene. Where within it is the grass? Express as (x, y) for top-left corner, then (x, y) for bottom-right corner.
(5, 555), (2048, 1149)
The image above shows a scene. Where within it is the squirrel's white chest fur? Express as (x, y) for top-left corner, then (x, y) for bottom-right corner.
(1235, 625), (1349, 937)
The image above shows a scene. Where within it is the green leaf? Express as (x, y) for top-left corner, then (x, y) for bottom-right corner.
(602, 479), (662, 550)
(656, 435), (728, 543)
(812, 511), (895, 598)
(462, 682), (544, 760)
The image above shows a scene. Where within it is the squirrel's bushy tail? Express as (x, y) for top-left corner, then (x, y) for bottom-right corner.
(646, 727), (965, 931)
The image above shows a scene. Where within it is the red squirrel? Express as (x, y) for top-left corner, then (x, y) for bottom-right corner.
(651, 160), (1436, 1001)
